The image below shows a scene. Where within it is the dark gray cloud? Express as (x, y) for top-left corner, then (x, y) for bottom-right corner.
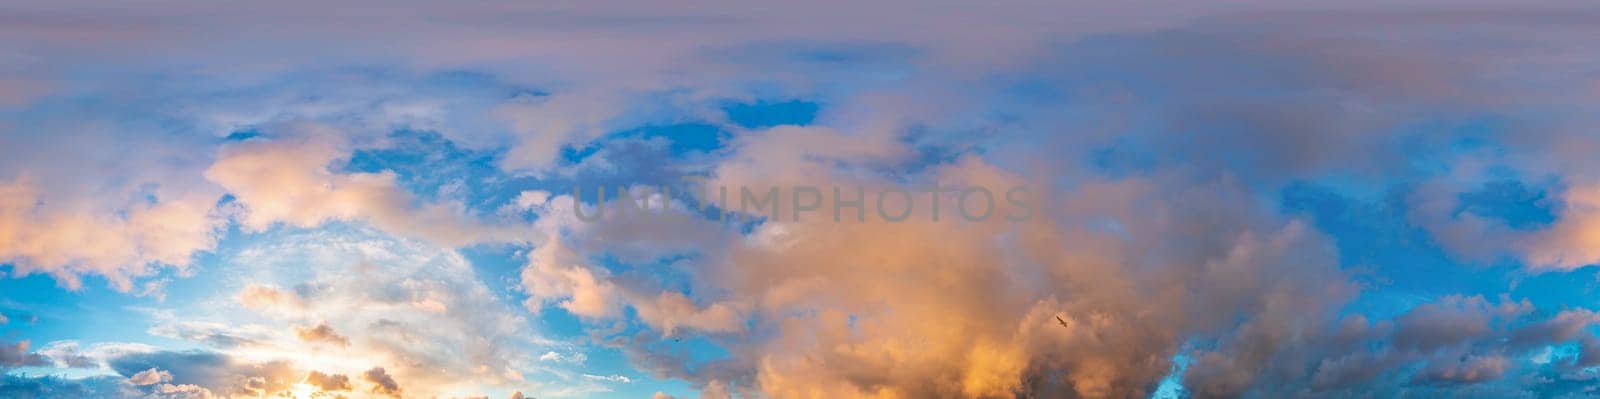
(0, 341), (47, 370)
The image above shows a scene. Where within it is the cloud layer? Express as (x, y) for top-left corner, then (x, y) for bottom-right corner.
(6, 1), (1600, 398)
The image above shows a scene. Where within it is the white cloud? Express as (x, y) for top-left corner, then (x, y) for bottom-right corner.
(537, 351), (586, 364)
(205, 132), (528, 247)
(158, 227), (573, 397)
(129, 367), (173, 385)
(583, 374), (632, 383)
(0, 176), (222, 290)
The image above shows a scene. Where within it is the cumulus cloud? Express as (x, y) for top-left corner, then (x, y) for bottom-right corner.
(363, 367), (402, 397)
(204, 134), (524, 247)
(521, 136), (1369, 398)
(294, 323), (351, 347)
(304, 370), (352, 391)
(520, 239), (624, 319)
(511, 78), (1600, 398)
(0, 177), (222, 290)
(130, 368), (173, 386)
(1521, 184), (1600, 269)
(148, 383), (216, 399)
(8, 1), (1600, 399)
(0, 341), (47, 369)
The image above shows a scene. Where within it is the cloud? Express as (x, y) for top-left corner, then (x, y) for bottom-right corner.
(63, 227), (561, 397)
(238, 284), (306, 312)
(204, 133), (525, 247)
(512, 98), (1600, 398)
(1510, 310), (1600, 348)
(9, 2), (1600, 398)
(211, 228), (544, 396)
(5, 0), (1566, 288)
(0, 176), (222, 290)
(363, 367), (402, 397)
(304, 371), (352, 391)
(0, 341), (47, 369)
(148, 383), (216, 399)
(294, 323), (351, 347)
(699, 380), (731, 399)
(106, 350), (299, 397)
(495, 90), (635, 172)
(583, 374), (632, 383)
(631, 291), (746, 336)
(520, 238), (624, 319)
(1392, 295), (1529, 352)
(0, 74), (520, 291)
(522, 143), (1366, 397)
(147, 321), (274, 349)
(0, 374), (137, 398)
(512, 190), (553, 210)
(537, 351), (586, 364)
(1520, 184), (1600, 269)
(130, 368), (174, 386)
(1413, 356), (1511, 386)
(33, 341), (100, 369)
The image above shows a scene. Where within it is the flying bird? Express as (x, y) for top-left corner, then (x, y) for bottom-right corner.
(1055, 315), (1070, 328)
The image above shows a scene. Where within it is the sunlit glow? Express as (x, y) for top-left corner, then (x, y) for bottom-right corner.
(288, 382), (317, 399)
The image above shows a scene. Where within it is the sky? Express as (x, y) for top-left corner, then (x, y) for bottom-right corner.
(5, 1), (1600, 398)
